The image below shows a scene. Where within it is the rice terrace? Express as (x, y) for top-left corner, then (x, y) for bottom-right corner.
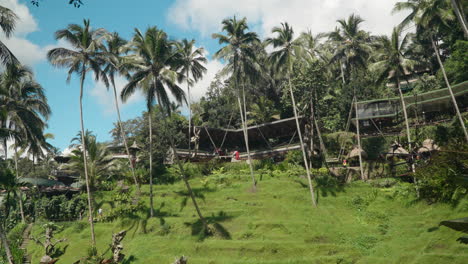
(0, 0), (467, 263)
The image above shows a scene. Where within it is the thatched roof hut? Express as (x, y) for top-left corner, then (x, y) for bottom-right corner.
(347, 146), (367, 159)
(386, 142), (409, 158)
(417, 139), (440, 153)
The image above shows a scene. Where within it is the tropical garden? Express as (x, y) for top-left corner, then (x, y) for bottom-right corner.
(1, 0), (468, 263)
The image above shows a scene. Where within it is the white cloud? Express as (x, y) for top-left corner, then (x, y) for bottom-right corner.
(0, 0), (47, 66)
(90, 76), (144, 116)
(168, 0), (410, 37)
(189, 58), (224, 102)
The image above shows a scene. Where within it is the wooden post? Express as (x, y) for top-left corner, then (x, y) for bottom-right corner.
(354, 96), (365, 180)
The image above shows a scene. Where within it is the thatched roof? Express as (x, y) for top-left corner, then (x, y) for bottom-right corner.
(417, 139), (440, 153)
(347, 146), (367, 159)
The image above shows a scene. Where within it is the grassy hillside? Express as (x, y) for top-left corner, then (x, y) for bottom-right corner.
(27, 168), (468, 263)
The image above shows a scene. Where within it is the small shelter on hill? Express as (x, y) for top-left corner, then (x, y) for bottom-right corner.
(417, 139), (440, 153)
(386, 142), (409, 158)
(347, 146), (367, 159)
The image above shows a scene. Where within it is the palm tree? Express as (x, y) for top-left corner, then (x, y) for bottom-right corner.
(450, 0), (468, 38)
(68, 130), (114, 189)
(176, 39), (207, 154)
(372, 27), (418, 171)
(212, 16), (260, 190)
(328, 14), (372, 180)
(121, 27), (208, 231)
(394, 0), (468, 142)
(297, 30), (325, 62)
(0, 5), (19, 66)
(102, 32), (141, 193)
(47, 19), (108, 247)
(266, 22), (317, 206)
(0, 64), (50, 223)
(0, 166), (15, 264)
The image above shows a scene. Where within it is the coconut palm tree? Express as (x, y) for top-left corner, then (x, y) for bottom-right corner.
(394, 0), (468, 142)
(372, 27), (418, 170)
(266, 22), (317, 206)
(0, 164), (25, 264)
(0, 5), (19, 66)
(0, 64), (50, 223)
(47, 19), (108, 247)
(176, 39), (207, 154)
(328, 14), (372, 179)
(102, 32), (141, 193)
(450, 0), (468, 38)
(68, 130), (114, 189)
(212, 16), (260, 190)
(121, 27), (208, 231)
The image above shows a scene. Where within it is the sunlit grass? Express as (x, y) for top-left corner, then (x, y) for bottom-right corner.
(28, 171), (468, 263)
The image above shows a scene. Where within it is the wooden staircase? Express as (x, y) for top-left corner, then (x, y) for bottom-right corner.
(20, 223), (33, 264)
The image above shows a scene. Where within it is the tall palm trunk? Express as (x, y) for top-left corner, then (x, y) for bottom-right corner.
(0, 223), (14, 264)
(288, 73), (316, 206)
(14, 146), (25, 223)
(3, 138), (7, 159)
(431, 36), (468, 142)
(353, 93), (365, 180)
(187, 69), (192, 155)
(160, 105), (208, 231)
(451, 0), (468, 39)
(241, 82), (256, 189)
(237, 88), (256, 189)
(79, 68), (96, 247)
(309, 97), (315, 170)
(111, 81), (140, 193)
(148, 111), (154, 217)
(396, 78), (415, 173)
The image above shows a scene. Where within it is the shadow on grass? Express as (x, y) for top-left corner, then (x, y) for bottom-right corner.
(184, 210), (234, 241)
(174, 187), (217, 212)
(50, 244), (69, 259)
(122, 255), (137, 263)
(295, 175), (346, 204)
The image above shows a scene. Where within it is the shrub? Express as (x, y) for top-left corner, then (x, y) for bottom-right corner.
(369, 178), (398, 188)
(414, 144), (468, 203)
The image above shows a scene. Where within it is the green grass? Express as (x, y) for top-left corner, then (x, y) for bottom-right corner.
(27, 171), (468, 264)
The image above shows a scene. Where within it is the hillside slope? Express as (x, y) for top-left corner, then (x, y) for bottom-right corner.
(28, 172), (468, 264)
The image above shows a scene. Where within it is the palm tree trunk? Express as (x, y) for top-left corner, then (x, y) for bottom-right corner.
(451, 0), (468, 39)
(79, 68), (96, 247)
(159, 105), (208, 231)
(309, 97), (315, 170)
(187, 69), (192, 155)
(288, 75), (316, 206)
(396, 78), (415, 173)
(431, 36), (468, 142)
(0, 223), (14, 264)
(148, 111), (154, 218)
(3, 138), (7, 159)
(111, 82), (140, 193)
(353, 94), (365, 180)
(14, 146), (25, 224)
(241, 82), (256, 189)
(237, 90), (256, 189)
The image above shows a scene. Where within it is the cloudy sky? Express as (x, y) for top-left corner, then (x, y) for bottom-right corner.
(0, 0), (408, 151)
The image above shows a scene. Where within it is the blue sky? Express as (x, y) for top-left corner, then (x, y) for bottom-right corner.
(1, 0), (408, 152)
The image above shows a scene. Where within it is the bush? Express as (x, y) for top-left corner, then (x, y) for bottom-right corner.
(0, 223), (26, 263)
(369, 178), (398, 188)
(34, 195), (87, 221)
(414, 144), (468, 203)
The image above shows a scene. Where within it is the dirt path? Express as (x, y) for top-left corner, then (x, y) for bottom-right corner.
(20, 223), (32, 264)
